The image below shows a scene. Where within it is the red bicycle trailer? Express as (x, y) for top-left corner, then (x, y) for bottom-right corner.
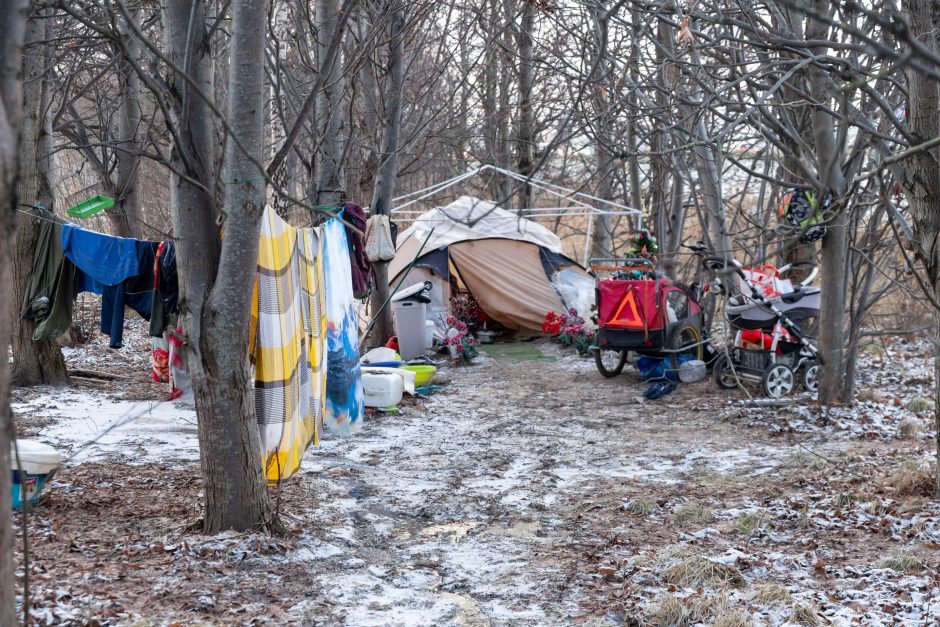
(590, 258), (705, 378)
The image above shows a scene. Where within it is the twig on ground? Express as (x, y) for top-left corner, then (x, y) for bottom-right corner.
(744, 393), (813, 406)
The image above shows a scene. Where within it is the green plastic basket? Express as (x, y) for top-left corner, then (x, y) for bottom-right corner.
(66, 195), (114, 219)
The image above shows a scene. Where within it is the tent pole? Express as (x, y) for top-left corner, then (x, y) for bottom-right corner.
(583, 211), (594, 267)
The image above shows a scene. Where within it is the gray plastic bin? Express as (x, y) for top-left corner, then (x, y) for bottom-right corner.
(392, 282), (432, 360)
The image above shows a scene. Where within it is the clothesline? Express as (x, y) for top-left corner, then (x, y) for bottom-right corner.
(16, 207), (64, 224)
(391, 212), (633, 222)
(487, 164), (643, 214)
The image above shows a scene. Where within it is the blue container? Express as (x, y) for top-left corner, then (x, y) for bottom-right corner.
(11, 471), (51, 509)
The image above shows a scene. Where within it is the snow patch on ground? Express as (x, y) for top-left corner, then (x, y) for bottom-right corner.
(12, 388), (198, 464)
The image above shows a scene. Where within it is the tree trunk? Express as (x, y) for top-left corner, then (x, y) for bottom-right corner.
(11, 10), (68, 387)
(900, 0), (940, 498)
(162, 0), (219, 333)
(681, 48), (733, 256)
(368, 1), (405, 345)
(588, 0), (613, 260)
(111, 19), (143, 238)
(212, 0), (273, 531)
(662, 175), (686, 279)
(625, 10), (643, 220)
(653, 9), (686, 278)
(516, 0), (535, 210)
(494, 0), (513, 207)
(691, 120), (732, 256)
(164, 0), (272, 531)
(0, 1), (30, 622)
(312, 0), (346, 210)
(590, 142), (614, 260)
(200, 0), (274, 532)
(480, 2), (497, 164)
(805, 1), (848, 405)
(355, 9), (380, 206)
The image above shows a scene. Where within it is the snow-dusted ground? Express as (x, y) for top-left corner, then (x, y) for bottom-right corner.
(12, 391), (198, 465)
(10, 330), (940, 625)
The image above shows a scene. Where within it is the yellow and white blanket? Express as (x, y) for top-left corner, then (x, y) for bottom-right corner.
(250, 207), (327, 481)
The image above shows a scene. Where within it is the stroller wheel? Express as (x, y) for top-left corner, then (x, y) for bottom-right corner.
(803, 363), (819, 392)
(713, 354), (739, 389)
(595, 349), (627, 378)
(762, 363), (795, 398)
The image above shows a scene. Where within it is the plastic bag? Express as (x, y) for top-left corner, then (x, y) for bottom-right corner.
(365, 215), (396, 262)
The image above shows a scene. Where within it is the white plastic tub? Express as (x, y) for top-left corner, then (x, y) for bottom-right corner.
(12, 440), (61, 475)
(361, 366), (416, 395)
(678, 359), (707, 383)
(362, 371), (405, 408)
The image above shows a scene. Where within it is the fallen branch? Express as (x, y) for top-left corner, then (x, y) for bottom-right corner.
(69, 368), (130, 381)
(70, 375), (111, 386)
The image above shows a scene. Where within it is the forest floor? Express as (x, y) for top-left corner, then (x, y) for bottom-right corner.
(9, 309), (940, 626)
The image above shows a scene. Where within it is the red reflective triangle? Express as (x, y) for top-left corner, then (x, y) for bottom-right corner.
(607, 288), (644, 329)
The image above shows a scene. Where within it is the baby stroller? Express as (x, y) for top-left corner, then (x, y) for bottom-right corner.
(706, 258), (820, 398)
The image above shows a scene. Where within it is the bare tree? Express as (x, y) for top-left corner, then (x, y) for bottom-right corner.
(11, 5), (68, 387)
(369, 0), (406, 343)
(0, 0), (31, 621)
(515, 0), (536, 209)
(312, 0), (348, 210)
(588, 0), (615, 259)
(201, 0), (275, 530)
(112, 13), (145, 236)
(158, 0), (273, 531)
(897, 0), (940, 497)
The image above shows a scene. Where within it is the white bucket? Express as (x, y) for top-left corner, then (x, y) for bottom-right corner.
(678, 360), (707, 383)
(11, 440), (61, 475)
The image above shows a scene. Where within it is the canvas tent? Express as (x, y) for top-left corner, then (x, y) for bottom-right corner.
(389, 196), (595, 334)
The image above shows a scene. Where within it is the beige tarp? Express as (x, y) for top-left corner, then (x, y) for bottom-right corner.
(448, 240), (565, 332)
(387, 196), (594, 332)
(388, 234), (427, 279)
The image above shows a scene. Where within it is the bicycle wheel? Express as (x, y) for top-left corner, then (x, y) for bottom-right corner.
(667, 323), (703, 372)
(595, 349), (627, 378)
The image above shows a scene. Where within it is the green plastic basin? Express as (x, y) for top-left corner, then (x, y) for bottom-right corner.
(400, 365), (437, 387)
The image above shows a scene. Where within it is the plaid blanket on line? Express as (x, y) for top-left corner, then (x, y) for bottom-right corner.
(249, 207), (327, 481)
